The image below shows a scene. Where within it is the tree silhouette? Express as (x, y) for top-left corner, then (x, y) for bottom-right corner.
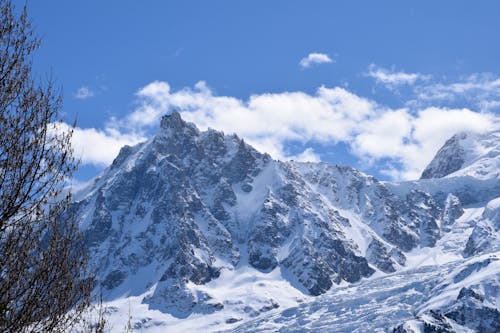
(0, 0), (92, 331)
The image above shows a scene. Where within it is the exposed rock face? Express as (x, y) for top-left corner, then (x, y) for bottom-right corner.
(393, 286), (500, 333)
(144, 278), (223, 318)
(421, 133), (467, 179)
(295, 163), (440, 252)
(420, 131), (500, 180)
(406, 189), (442, 247)
(445, 287), (500, 333)
(464, 198), (500, 257)
(392, 310), (456, 333)
(441, 194), (463, 231)
(366, 238), (399, 273)
(392, 257), (500, 333)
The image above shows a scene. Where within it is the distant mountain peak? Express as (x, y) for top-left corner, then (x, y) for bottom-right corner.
(420, 130), (500, 180)
(420, 132), (468, 179)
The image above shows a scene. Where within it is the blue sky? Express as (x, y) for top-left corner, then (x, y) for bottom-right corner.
(18, 0), (500, 181)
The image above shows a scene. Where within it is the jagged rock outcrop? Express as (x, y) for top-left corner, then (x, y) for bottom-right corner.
(421, 133), (468, 179)
(366, 238), (401, 273)
(441, 194), (463, 231)
(464, 198), (500, 257)
(393, 286), (500, 333)
(392, 257), (500, 333)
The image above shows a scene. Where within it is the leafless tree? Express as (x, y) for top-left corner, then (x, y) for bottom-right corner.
(0, 0), (93, 331)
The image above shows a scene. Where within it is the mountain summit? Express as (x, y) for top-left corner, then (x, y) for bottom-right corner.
(74, 113), (499, 332)
(421, 131), (500, 180)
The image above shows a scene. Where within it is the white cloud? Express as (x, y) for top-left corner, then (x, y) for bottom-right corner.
(415, 73), (500, 111)
(367, 64), (429, 88)
(54, 122), (145, 167)
(299, 53), (333, 68)
(131, 81), (497, 180)
(354, 107), (496, 180)
(64, 80), (497, 181)
(289, 148), (321, 163)
(353, 109), (413, 158)
(74, 86), (95, 100)
(133, 80), (377, 161)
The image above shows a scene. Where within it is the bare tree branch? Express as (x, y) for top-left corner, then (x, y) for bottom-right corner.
(0, 1), (93, 331)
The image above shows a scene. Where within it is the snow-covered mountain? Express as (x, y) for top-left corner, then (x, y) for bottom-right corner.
(74, 112), (499, 333)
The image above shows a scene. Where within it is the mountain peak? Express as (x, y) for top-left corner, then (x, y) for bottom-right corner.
(160, 110), (183, 129)
(159, 110), (199, 137)
(420, 133), (468, 179)
(420, 130), (500, 180)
